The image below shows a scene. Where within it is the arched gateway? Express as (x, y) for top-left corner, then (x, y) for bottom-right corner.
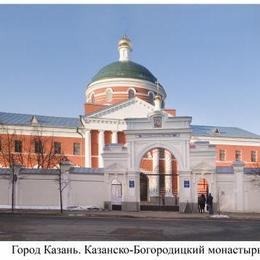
(139, 147), (178, 209)
(102, 97), (216, 212)
(124, 104), (192, 211)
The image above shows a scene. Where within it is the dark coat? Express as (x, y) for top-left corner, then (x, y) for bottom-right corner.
(207, 194), (213, 206)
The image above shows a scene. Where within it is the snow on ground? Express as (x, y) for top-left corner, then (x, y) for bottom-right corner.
(67, 205), (103, 211)
(210, 214), (230, 218)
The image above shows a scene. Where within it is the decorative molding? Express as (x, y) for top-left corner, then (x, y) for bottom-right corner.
(135, 133), (180, 138)
(86, 77), (167, 99)
(106, 162), (125, 171)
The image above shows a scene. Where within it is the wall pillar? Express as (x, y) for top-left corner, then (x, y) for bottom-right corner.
(111, 131), (118, 144)
(60, 161), (72, 211)
(178, 170), (193, 213)
(149, 149), (159, 200)
(98, 130), (105, 168)
(233, 160), (245, 212)
(11, 164), (21, 210)
(164, 150), (173, 197)
(84, 130), (92, 168)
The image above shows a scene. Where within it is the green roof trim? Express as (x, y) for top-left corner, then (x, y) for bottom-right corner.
(90, 61), (157, 84)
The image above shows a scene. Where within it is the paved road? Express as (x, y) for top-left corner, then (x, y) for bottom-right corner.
(0, 214), (260, 241)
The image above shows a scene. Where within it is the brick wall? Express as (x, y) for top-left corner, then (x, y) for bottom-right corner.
(216, 144), (260, 167)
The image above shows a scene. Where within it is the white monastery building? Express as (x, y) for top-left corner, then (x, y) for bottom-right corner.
(0, 37), (260, 213)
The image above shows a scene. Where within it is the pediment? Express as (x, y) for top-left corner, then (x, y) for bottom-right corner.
(88, 97), (154, 119)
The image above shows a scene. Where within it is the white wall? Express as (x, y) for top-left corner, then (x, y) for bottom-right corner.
(217, 172), (260, 213)
(0, 173), (11, 207)
(69, 174), (105, 208)
(0, 167), (106, 210)
(217, 174), (236, 212)
(244, 175), (260, 212)
(1, 165), (260, 213)
(17, 174), (60, 209)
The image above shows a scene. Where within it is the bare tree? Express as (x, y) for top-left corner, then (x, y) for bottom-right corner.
(32, 131), (63, 169)
(0, 124), (64, 168)
(28, 128), (72, 214)
(0, 125), (25, 212)
(57, 158), (71, 214)
(0, 124), (67, 212)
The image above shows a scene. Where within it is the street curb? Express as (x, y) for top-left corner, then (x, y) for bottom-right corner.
(1, 210), (260, 221)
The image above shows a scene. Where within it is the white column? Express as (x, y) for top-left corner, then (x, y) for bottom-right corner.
(111, 131), (118, 144)
(149, 149), (159, 197)
(84, 130), (92, 168)
(98, 130), (105, 168)
(165, 150), (173, 197)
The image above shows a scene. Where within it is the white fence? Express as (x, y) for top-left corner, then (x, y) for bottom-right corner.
(0, 164), (106, 210)
(0, 162), (260, 213)
(217, 167), (260, 213)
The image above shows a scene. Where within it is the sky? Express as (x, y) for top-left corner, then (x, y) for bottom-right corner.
(0, 5), (260, 134)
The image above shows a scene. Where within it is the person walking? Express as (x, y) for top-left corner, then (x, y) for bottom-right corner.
(198, 195), (201, 213)
(207, 193), (214, 215)
(201, 194), (206, 213)
(198, 194), (206, 213)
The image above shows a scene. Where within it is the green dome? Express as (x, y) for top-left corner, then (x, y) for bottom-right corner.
(91, 61), (157, 84)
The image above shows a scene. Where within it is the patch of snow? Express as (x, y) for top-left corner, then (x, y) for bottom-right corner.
(67, 205), (103, 211)
(210, 214), (230, 219)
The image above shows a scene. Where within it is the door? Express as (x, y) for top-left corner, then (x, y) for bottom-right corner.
(111, 183), (122, 210)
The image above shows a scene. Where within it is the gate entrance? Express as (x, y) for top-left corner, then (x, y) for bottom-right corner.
(111, 180), (122, 210)
(140, 172), (148, 201)
(139, 148), (179, 211)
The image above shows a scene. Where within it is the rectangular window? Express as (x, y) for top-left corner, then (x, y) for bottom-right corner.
(0, 139), (2, 152)
(219, 149), (225, 161)
(235, 150), (241, 161)
(73, 143), (80, 155)
(251, 151), (257, 162)
(14, 140), (22, 153)
(35, 140), (43, 153)
(54, 142), (61, 154)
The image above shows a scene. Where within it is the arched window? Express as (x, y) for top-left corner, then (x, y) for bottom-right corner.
(128, 88), (135, 99)
(197, 178), (209, 197)
(106, 88), (113, 102)
(148, 91), (155, 104)
(90, 93), (95, 104)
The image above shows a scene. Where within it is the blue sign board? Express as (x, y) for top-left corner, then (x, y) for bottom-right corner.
(184, 180), (190, 188)
(129, 180), (135, 188)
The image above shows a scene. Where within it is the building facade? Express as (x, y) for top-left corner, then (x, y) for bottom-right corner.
(0, 37), (260, 212)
